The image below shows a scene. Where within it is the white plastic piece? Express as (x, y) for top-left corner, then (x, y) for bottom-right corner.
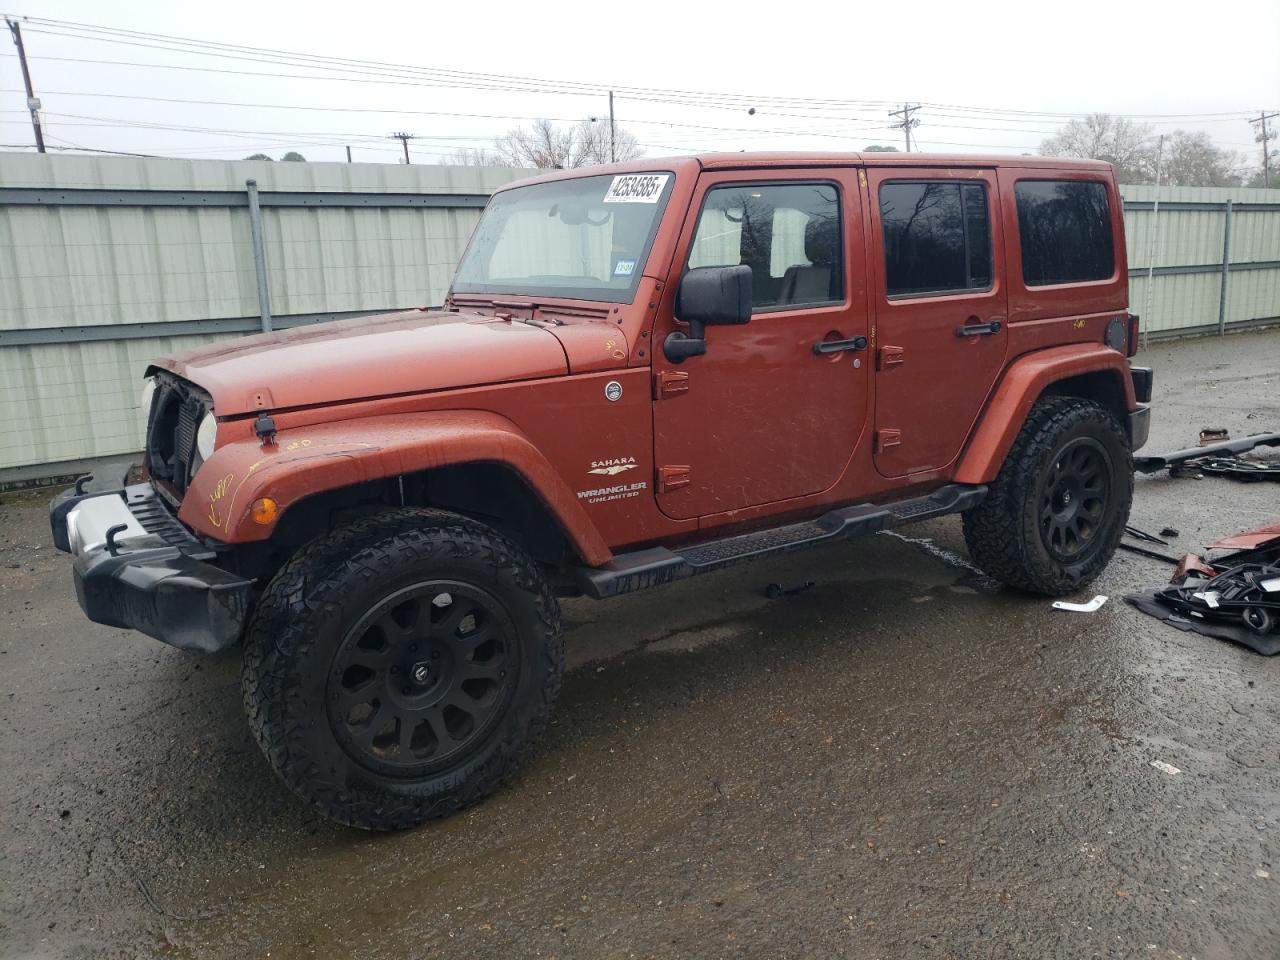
(1192, 591), (1222, 609)
(1261, 577), (1280, 594)
(1151, 760), (1182, 776)
(1052, 595), (1108, 613)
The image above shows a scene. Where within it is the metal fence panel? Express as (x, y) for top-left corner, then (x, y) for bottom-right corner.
(0, 154), (529, 476)
(1120, 184), (1280, 337)
(2, 155), (1279, 480)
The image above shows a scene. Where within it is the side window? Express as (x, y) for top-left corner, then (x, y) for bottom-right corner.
(879, 181), (992, 297)
(687, 182), (843, 310)
(1014, 180), (1114, 286)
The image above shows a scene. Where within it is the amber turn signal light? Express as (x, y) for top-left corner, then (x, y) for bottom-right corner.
(250, 497), (279, 525)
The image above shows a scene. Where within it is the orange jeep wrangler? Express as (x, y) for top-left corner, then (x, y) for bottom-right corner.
(51, 153), (1151, 829)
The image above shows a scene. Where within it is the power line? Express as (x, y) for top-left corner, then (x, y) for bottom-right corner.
(0, 13), (1262, 163)
(4, 14), (1259, 122)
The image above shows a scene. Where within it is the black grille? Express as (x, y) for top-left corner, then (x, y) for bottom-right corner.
(125, 485), (210, 555)
(145, 374), (212, 499)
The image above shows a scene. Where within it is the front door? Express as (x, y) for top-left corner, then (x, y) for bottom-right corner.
(865, 167), (1009, 478)
(652, 170), (869, 520)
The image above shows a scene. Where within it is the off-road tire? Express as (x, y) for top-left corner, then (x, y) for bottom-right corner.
(242, 508), (562, 831)
(963, 396), (1132, 596)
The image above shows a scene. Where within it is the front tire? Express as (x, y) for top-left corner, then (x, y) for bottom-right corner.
(242, 508), (562, 830)
(963, 396), (1132, 596)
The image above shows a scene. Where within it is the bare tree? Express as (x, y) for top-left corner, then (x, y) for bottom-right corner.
(448, 146), (507, 167)
(444, 118), (643, 169)
(573, 119), (642, 165)
(490, 118), (573, 168)
(1160, 130), (1244, 187)
(1040, 113), (1156, 183)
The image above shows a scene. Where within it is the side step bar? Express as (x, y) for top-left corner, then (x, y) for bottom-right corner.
(575, 483), (986, 599)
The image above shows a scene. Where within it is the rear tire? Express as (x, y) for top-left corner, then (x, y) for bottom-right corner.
(242, 508), (562, 831)
(963, 396), (1132, 596)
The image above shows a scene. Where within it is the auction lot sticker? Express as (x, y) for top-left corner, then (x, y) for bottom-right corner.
(603, 173), (670, 203)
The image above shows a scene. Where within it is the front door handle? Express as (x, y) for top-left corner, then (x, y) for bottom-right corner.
(956, 319), (1002, 337)
(812, 335), (868, 355)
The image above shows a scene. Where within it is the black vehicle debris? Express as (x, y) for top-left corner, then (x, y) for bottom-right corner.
(1126, 523), (1280, 656)
(1134, 431), (1280, 476)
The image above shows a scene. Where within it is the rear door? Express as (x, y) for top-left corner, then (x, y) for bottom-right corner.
(865, 166), (1008, 478)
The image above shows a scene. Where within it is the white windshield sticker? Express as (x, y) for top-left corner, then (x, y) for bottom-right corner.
(603, 173), (670, 203)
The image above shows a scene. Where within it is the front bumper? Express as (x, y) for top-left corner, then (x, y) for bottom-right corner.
(50, 482), (251, 653)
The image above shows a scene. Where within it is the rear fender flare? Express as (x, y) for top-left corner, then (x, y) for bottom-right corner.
(176, 410), (613, 566)
(954, 344), (1136, 485)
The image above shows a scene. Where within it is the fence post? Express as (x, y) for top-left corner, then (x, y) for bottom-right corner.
(1216, 199), (1233, 336)
(245, 179), (273, 334)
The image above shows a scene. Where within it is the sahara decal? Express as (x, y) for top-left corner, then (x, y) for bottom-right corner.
(589, 456), (638, 476)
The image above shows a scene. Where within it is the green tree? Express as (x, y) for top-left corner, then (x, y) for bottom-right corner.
(281, 151), (306, 162)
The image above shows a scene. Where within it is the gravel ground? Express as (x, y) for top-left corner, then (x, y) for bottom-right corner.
(2, 328), (1278, 960)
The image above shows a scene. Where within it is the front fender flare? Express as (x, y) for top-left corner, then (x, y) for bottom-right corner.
(177, 410), (613, 566)
(954, 344), (1136, 485)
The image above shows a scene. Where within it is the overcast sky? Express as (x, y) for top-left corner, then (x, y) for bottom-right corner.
(1, 0), (1276, 168)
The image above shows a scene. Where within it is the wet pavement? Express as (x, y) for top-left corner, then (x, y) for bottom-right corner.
(2, 329), (1278, 960)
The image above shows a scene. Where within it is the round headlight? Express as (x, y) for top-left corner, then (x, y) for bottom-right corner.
(139, 377), (156, 420)
(196, 411), (218, 461)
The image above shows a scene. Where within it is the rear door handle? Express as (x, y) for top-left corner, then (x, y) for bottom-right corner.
(955, 320), (1002, 337)
(812, 336), (868, 355)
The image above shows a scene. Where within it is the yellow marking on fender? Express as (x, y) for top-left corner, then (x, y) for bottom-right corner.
(207, 472), (235, 528)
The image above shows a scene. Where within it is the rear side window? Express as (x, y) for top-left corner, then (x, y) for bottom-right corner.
(1014, 180), (1114, 286)
(879, 181), (992, 297)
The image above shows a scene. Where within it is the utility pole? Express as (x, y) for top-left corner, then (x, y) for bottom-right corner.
(391, 131), (415, 164)
(888, 103), (920, 152)
(1252, 110), (1278, 188)
(608, 90), (616, 163)
(345, 145), (352, 163)
(6, 18), (45, 154)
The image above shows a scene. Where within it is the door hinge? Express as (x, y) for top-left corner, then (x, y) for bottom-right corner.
(874, 429), (902, 453)
(877, 345), (905, 370)
(657, 465), (691, 493)
(654, 369), (690, 400)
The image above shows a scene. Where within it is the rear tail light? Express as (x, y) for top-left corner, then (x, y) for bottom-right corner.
(1126, 313), (1140, 357)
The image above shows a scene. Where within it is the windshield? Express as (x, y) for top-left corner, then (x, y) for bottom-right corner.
(451, 172), (674, 303)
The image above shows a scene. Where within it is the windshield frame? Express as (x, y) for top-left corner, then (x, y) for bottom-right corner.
(450, 170), (677, 305)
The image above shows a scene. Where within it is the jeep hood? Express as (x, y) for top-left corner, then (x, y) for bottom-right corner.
(152, 310), (569, 416)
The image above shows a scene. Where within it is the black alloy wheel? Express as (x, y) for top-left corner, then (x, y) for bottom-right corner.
(1039, 437), (1113, 562)
(242, 508), (562, 830)
(962, 396), (1133, 596)
(328, 582), (518, 777)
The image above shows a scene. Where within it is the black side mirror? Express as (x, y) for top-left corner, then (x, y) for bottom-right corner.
(665, 264), (753, 363)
